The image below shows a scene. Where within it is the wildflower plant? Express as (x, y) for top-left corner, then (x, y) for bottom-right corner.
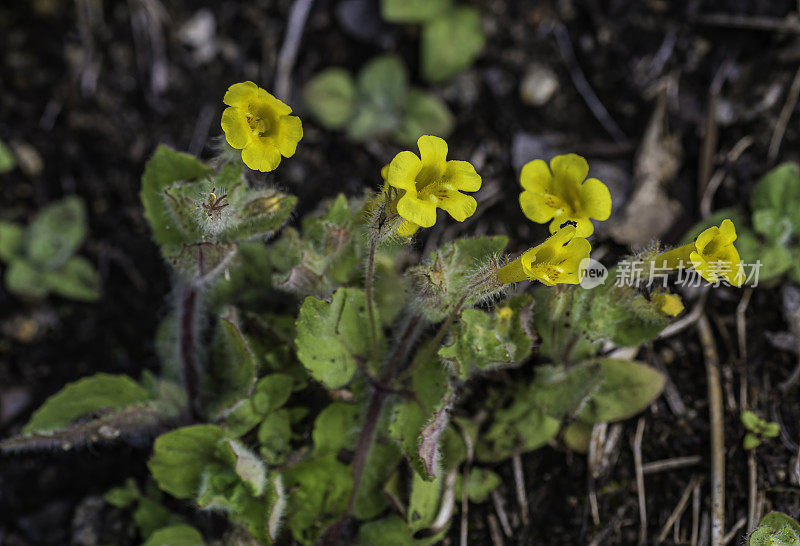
(2, 81), (751, 545)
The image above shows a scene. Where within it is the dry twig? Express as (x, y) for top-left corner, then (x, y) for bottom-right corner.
(768, 66), (800, 162)
(512, 454), (529, 527)
(275, 0), (315, 101)
(633, 418), (647, 545)
(656, 475), (701, 544)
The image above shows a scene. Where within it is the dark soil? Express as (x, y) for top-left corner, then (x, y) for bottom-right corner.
(3, 0), (800, 544)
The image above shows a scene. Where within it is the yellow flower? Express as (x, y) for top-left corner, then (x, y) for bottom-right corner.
(221, 81), (303, 172)
(519, 154), (611, 237)
(496, 225), (591, 286)
(379, 165), (423, 237)
(385, 135), (481, 235)
(690, 219), (745, 287)
(653, 293), (684, 317)
(654, 219), (744, 287)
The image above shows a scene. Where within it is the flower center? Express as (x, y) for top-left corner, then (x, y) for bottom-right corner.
(245, 105), (277, 139)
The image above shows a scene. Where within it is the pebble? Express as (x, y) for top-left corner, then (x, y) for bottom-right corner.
(519, 63), (559, 106)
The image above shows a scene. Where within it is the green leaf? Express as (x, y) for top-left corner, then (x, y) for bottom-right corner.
(140, 145), (212, 246)
(105, 478), (140, 508)
(134, 497), (176, 540)
(203, 316), (258, 414)
(295, 287), (384, 389)
(284, 454), (353, 545)
(750, 512), (800, 546)
(23, 373), (151, 434)
(753, 209), (793, 245)
(562, 421), (593, 453)
(348, 55), (408, 140)
(218, 438), (268, 495)
(743, 432), (762, 450)
(358, 515), (415, 546)
(250, 374), (294, 415)
(5, 259), (49, 299)
(741, 410), (762, 432)
(303, 68), (357, 130)
(577, 359), (665, 424)
(531, 363), (603, 420)
(258, 409), (292, 465)
(421, 7), (486, 84)
(45, 256), (101, 301)
(408, 470), (442, 532)
(439, 294), (534, 378)
(381, 0), (451, 22)
(475, 385), (560, 462)
(0, 139), (15, 173)
(751, 162), (800, 236)
(142, 525), (204, 546)
(312, 402), (361, 456)
(0, 221), (25, 262)
(394, 89), (454, 146)
(464, 467), (501, 503)
(148, 424), (230, 499)
(26, 196), (87, 269)
(219, 189), (298, 243)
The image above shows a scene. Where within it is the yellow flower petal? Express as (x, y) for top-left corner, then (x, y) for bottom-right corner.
(223, 81), (259, 108)
(520, 190), (559, 223)
(241, 142), (282, 172)
(258, 88), (293, 116)
(221, 107), (252, 150)
(387, 151), (422, 191)
(397, 219), (421, 237)
(276, 115), (303, 157)
(417, 135), (448, 166)
(519, 159), (552, 192)
(444, 160), (481, 192)
(580, 178), (611, 221)
(718, 218), (737, 244)
(654, 294), (684, 316)
(436, 190), (477, 222)
(694, 226), (719, 254)
(549, 215), (594, 237)
(397, 193), (437, 227)
(380, 164), (389, 180)
(550, 153), (589, 185)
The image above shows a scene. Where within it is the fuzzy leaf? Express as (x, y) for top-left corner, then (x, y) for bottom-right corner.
(750, 512), (800, 546)
(203, 316), (258, 414)
(303, 68), (357, 130)
(576, 359), (665, 424)
(148, 424), (230, 499)
(219, 438), (268, 495)
(26, 196), (87, 269)
(220, 189), (297, 242)
(295, 287), (383, 388)
(531, 363), (603, 420)
(439, 294), (533, 378)
(358, 515), (415, 546)
(421, 7), (485, 83)
(258, 409), (292, 465)
(284, 454), (353, 545)
(475, 384), (560, 462)
(408, 470), (442, 532)
(389, 347), (453, 479)
(164, 241), (236, 282)
(312, 402), (362, 456)
(394, 89), (454, 146)
(45, 256), (101, 301)
(23, 373), (151, 434)
(250, 374), (294, 415)
(141, 146), (212, 246)
(353, 436), (402, 520)
(142, 525), (204, 546)
(0, 221), (25, 262)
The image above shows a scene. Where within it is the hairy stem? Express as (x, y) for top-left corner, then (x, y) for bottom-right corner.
(179, 285), (200, 416)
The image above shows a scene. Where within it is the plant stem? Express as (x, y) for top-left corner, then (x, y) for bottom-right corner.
(179, 285), (200, 417)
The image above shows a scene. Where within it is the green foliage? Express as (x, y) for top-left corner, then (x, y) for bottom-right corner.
(439, 294), (534, 378)
(105, 478), (192, 542)
(0, 139), (15, 173)
(358, 515), (416, 545)
(296, 287), (385, 388)
(741, 410), (780, 450)
(574, 359), (665, 423)
(0, 196), (100, 301)
(459, 467), (501, 503)
(23, 373), (151, 434)
(303, 56), (454, 145)
(408, 469), (442, 531)
(203, 316), (258, 415)
(381, 0), (452, 22)
(750, 512), (800, 546)
(143, 525), (204, 546)
(421, 7), (485, 83)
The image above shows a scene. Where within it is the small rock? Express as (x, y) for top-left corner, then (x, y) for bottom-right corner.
(179, 9), (217, 64)
(520, 63), (559, 106)
(11, 142), (43, 177)
(0, 387), (31, 426)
